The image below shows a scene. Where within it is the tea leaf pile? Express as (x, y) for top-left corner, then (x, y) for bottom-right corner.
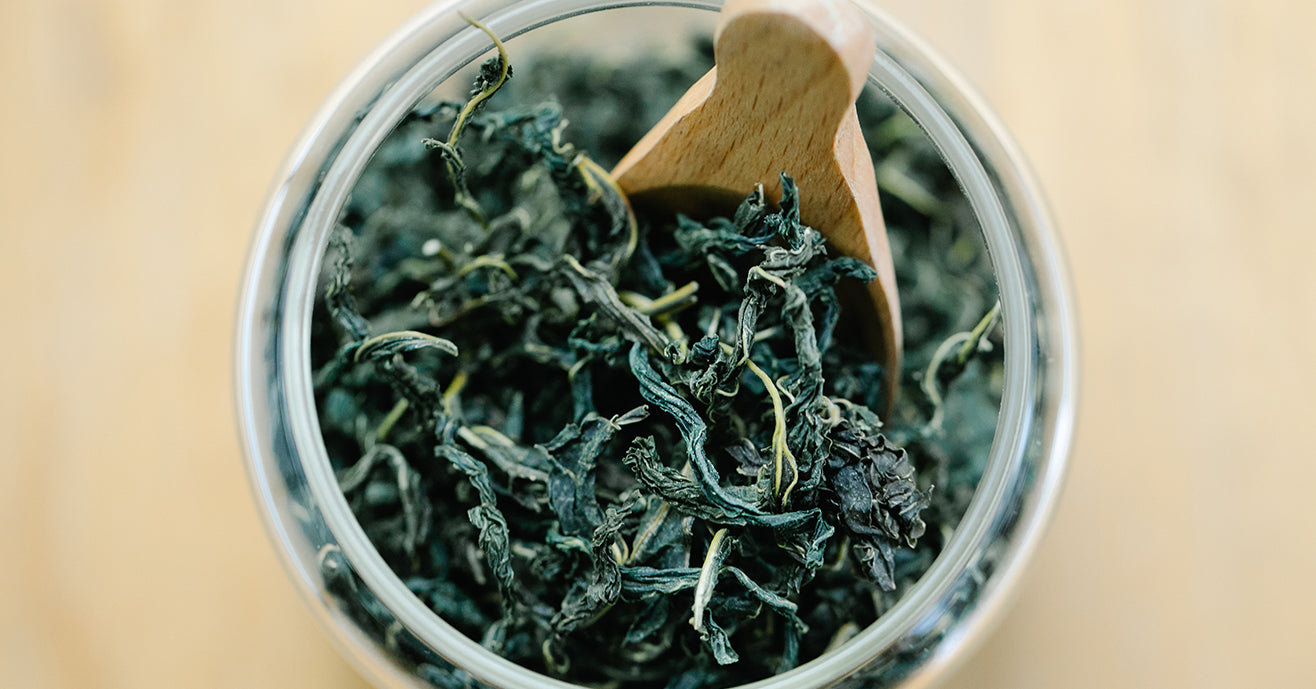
(312, 35), (1002, 689)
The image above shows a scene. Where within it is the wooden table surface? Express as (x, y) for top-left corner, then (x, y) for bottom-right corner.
(3, 1), (1314, 687)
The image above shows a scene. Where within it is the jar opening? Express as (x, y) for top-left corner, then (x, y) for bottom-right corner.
(237, 2), (1075, 689)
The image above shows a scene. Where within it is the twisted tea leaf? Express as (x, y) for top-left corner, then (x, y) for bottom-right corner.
(544, 495), (644, 673)
(629, 345), (761, 518)
(823, 424), (931, 591)
(338, 443), (432, 559)
(563, 256), (671, 354)
(326, 224), (370, 342)
(545, 407), (650, 537)
(435, 444), (518, 610)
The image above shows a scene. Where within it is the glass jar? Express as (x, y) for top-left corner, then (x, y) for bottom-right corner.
(235, 1), (1078, 688)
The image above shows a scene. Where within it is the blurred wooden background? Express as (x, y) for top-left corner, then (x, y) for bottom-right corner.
(2, 0), (1314, 687)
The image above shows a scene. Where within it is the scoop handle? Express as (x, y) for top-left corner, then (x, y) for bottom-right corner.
(614, 0), (879, 198)
(714, 0), (876, 116)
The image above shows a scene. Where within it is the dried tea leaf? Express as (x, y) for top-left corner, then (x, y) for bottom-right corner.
(309, 34), (1004, 688)
(435, 444), (518, 607)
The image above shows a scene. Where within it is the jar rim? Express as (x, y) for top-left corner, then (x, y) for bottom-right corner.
(237, 1), (1078, 688)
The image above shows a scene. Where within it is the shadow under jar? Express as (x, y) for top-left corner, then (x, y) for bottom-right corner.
(235, 2), (1079, 688)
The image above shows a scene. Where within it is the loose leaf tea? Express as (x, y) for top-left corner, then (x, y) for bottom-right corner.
(311, 29), (1002, 689)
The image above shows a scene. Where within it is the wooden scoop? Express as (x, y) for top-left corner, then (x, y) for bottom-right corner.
(613, 0), (903, 390)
